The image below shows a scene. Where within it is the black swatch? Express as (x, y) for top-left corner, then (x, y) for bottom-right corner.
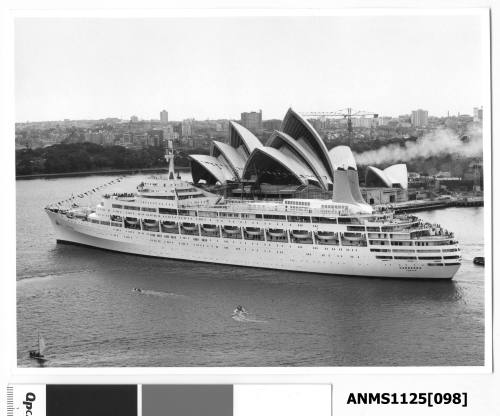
(47, 385), (137, 416)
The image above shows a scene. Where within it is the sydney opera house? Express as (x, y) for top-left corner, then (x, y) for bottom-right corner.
(188, 108), (408, 204)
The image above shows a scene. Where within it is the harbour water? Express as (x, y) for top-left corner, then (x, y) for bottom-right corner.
(16, 175), (485, 367)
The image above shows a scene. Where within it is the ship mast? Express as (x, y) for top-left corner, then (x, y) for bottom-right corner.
(165, 139), (175, 179)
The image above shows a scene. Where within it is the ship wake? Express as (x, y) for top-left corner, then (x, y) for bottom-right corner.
(232, 314), (267, 323)
(132, 289), (186, 298)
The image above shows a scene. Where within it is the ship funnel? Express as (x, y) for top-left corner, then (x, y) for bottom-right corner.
(332, 169), (372, 213)
(347, 169), (366, 204)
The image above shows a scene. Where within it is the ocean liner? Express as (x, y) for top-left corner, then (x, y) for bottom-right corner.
(45, 135), (461, 279)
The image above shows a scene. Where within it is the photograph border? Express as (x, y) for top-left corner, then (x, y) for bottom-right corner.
(3, 5), (493, 383)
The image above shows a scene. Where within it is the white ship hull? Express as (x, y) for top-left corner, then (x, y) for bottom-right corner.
(47, 210), (459, 279)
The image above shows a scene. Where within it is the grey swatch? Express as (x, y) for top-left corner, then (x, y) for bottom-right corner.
(142, 385), (233, 416)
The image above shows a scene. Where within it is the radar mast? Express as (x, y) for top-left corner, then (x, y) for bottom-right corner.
(165, 139), (175, 179)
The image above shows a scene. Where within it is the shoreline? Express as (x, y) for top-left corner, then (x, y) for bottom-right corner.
(16, 166), (191, 180)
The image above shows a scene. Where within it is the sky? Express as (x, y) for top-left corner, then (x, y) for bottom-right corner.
(15, 14), (487, 122)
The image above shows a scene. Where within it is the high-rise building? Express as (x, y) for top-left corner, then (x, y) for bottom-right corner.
(473, 107), (483, 122)
(130, 115), (139, 123)
(160, 110), (169, 124)
(241, 110), (263, 133)
(410, 109), (428, 127)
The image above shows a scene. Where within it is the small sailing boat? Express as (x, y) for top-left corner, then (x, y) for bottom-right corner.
(29, 331), (47, 363)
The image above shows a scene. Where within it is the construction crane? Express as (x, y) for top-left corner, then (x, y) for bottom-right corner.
(301, 108), (378, 147)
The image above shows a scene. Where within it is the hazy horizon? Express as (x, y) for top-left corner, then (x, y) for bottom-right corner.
(15, 14), (487, 122)
(14, 109), (482, 124)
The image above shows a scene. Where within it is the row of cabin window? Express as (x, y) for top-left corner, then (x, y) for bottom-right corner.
(111, 207), (364, 224)
(370, 248), (443, 253)
(369, 240), (454, 246)
(376, 255), (437, 260)
(110, 205), (420, 231)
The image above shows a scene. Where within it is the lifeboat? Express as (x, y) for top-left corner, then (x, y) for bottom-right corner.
(291, 230), (310, 239)
(161, 221), (177, 229)
(142, 219), (158, 227)
(223, 226), (241, 234)
(343, 233), (365, 241)
(181, 223), (198, 231)
(245, 227), (261, 236)
(110, 215), (122, 222)
(202, 224), (218, 233)
(315, 231), (338, 240)
(125, 217), (139, 225)
(268, 229), (286, 238)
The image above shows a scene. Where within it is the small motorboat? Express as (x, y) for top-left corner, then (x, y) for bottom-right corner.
(29, 331), (47, 364)
(233, 305), (248, 316)
(132, 287), (143, 293)
(473, 257), (485, 266)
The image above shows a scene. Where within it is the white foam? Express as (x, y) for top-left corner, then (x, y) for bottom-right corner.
(133, 289), (185, 298)
(232, 313), (267, 323)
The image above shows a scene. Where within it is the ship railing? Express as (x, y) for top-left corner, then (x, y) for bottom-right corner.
(385, 226), (434, 234)
(411, 234), (455, 241)
(209, 200), (370, 217)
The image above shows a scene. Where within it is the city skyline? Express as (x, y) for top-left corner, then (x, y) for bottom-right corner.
(15, 14), (487, 122)
(15, 106), (481, 124)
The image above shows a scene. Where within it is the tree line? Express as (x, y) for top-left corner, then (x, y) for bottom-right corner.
(15, 142), (208, 176)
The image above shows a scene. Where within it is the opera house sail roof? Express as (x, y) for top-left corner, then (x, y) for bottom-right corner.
(329, 145), (358, 171)
(365, 164), (408, 189)
(189, 154), (236, 185)
(266, 131), (332, 190)
(210, 140), (247, 180)
(242, 146), (320, 187)
(281, 108), (335, 182)
(189, 121), (262, 185)
(187, 107), (374, 211)
(228, 120), (263, 156)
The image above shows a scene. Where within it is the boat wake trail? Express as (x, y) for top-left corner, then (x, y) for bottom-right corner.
(132, 289), (185, 298)
(232, 314), (267, 323)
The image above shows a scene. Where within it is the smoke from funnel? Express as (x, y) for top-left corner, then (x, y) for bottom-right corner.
(354, 125), (483, 166)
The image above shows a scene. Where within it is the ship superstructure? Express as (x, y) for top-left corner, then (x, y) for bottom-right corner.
(45, 147), (461, 279)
